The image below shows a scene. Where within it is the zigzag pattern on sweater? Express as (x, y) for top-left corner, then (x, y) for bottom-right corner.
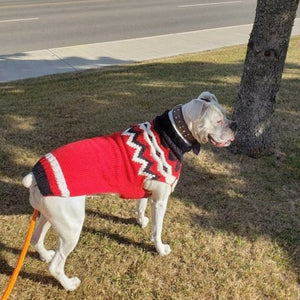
(122, 123), (157, 180)
(122, 122), (177, 186)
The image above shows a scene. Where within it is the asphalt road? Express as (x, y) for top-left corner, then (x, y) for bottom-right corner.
(0, 0), (258, 55)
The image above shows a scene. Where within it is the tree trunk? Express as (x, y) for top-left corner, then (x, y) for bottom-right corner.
(231, 0), (299, 158)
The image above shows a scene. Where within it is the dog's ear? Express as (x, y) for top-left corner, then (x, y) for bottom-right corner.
(198, 91), (219, 103)
(183, 99), (210, 123)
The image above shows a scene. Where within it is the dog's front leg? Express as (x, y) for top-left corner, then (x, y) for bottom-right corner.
(151, 197), (171, 255)
(136, 198), (149, 228)
(144, 180), (172, 256)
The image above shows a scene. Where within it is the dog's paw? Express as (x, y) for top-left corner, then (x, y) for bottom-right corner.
(157, 244), (171, 256)
(63, 277), (81, 291)
(137, 216), (149, 228)
(40, 250), (55, 263)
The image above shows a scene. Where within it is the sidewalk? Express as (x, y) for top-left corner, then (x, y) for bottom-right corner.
(1, 19), (300, 82)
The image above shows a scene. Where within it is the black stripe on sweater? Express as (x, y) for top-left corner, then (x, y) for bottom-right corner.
(32, 161), (54, 196)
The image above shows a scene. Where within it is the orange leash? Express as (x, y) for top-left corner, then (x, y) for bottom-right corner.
(1, 209), (39, 300)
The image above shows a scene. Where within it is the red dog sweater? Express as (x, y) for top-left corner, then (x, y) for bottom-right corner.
(32, 111), (198, 199)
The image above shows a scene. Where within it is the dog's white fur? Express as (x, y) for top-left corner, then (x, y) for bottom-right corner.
(23, 92), (235, 291)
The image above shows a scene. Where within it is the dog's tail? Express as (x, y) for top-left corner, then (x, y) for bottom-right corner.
(22, 173), (35, 188)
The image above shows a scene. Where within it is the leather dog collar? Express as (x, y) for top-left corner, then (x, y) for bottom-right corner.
(171, 105), (201, 155)
(172, 105), (195, 144)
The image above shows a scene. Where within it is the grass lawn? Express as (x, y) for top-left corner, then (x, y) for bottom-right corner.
(0, 37), (299, 300)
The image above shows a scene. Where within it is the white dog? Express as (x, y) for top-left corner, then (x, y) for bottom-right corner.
(22, 92), (236, 290)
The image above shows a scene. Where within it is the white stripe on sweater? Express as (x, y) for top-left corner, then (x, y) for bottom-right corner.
(45, 153), (70, 197)
(141, 123), (177, 185)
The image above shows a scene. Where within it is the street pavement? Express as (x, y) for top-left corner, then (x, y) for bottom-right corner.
(1, 18), (299, 82)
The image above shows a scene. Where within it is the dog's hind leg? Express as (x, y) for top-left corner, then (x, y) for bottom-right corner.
(136, 198), (149, 228)
(46, 196), (85, 291)
(27, 183), (55, 263)
(31, 214), (55, 263)
(49, 235), (82, 291)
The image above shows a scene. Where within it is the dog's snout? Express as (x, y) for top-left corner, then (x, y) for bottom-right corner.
(229, 121), (237, 132)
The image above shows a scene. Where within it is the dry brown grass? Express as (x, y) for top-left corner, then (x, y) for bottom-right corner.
(0, 37), (299, 299)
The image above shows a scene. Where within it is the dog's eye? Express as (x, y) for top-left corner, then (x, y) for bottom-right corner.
(217, 120), (223, 125)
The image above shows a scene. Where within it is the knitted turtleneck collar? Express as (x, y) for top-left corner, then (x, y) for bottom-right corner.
(153, 110), (201, 162)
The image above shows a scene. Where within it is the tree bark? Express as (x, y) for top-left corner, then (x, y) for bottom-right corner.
(231, 0), (299, 158)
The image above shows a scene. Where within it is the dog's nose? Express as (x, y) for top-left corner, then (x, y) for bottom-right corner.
(229, 121), (237, 132)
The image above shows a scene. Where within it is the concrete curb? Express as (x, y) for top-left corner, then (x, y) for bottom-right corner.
(1, 19), (299, 82)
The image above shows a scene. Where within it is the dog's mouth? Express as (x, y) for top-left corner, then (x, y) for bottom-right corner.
(208, 135), (234, 147)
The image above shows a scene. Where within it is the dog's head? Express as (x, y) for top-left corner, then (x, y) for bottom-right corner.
(182, 92), (237, 147)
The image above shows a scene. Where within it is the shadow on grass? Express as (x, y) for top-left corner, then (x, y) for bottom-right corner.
(84, 210), (156, 253)
(0, 243), (63, 289)
(86, 210), (137, 226)
(181, 150), (299, 262)
(0, 55), (299, 284)
(0, 258), (62, 289)
(83, 225), (156, 254)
